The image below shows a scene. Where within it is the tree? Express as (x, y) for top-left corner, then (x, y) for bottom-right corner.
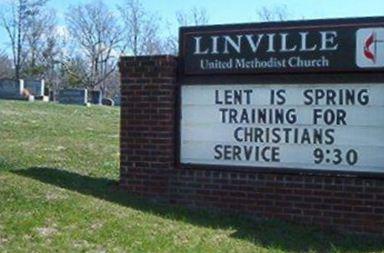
(1, 0), (49, 80)
(0, 50), (13, 79)
(118, 0), (163, 56)
(61, 55), (88, 88)
(257, 5), (289, 22)
(162, 7), (209, 55)
(175, 7), (209, 27)
(66, 0), (124, 94)
(40, 26), (68, 93)
(24, 7), (56, 77)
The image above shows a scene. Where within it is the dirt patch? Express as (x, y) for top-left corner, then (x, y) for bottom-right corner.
(0, 237), (8, 246)
(90, 223), (103, 231)
(45, 191), (68, 201)
(36, 227), (58, 237)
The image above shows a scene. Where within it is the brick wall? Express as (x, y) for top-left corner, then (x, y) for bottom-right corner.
(170, 169), (384, 235)
(119, 55), (384, 236)
(119, 56), (177, 200)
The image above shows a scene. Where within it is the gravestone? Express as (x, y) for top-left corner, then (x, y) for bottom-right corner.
(88, 90), (102, 105)
(49, 90), (55, 102)
(24, 80), (45, 97)
(0, 79), (24, 100)
(102, 98), (114, 106)
(58, 89), (88, 105)
(113, 95), (121, 106)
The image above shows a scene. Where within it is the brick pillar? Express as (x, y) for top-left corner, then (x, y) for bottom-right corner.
(119, 56), (178, 200)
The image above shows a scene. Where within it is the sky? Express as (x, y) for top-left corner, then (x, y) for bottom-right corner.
(1, 0), (384, 49)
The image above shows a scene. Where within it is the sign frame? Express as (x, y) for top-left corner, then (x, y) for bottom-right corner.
(180, 16), (384, 77)
(177, 16), (384, 178)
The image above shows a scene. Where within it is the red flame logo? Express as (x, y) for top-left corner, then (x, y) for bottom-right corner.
(364, 32), (376, 63)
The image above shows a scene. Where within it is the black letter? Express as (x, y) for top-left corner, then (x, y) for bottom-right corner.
(215, 90), (223, 104)
(303, 90), (313, 105)
(214, 145), (223, 159)
(276, 89), (286, 105)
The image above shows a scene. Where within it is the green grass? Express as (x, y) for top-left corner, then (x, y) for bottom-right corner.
(0, 99), (383, 253)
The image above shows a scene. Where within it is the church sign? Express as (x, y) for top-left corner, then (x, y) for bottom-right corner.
(179, 17), (384, 174)
(180, 17), (384, 75)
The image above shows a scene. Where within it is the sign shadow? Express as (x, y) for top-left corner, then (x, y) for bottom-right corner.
(13, 167), (384, 252)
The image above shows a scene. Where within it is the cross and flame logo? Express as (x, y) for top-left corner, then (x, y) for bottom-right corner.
(357, 28), (384, 68)
(364, 32), (376, 63)
(363, 32), (384, 63)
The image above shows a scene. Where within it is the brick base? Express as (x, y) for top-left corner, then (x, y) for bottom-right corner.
(170, 169), (384, 235)
(119, 55), (384, 236)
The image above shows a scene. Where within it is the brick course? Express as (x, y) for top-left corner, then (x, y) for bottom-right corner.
(119, 55), (384, 236)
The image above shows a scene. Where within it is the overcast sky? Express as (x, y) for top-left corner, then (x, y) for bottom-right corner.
(1, 0), (384, 49)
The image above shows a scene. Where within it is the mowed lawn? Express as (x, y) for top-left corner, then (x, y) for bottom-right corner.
(0, 100), (383, 253)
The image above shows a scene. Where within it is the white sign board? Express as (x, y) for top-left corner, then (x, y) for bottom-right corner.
(181, 84), (384, 173)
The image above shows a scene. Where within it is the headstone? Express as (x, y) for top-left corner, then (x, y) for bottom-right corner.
(88, 90), (102, 105)
(49, 90), (57, 102)
(35, 95), (49, 102)
(113, 95), (121, 106)
(24, 80), (44, 97)
(58, 89), (88, 105)
(27, 95), (35, 102)
(0, 79), (24, 100)
(102, 98), (114, 106)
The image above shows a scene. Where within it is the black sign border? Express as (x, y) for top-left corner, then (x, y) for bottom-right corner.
(179, 16), (384, 78)
(177, 16), (384, 178)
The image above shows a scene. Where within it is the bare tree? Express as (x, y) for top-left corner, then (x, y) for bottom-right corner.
(163, 7), (209, 55)
(101, 66), (120, 98)
(162, 30), (179, 55)
(118, 0), (163, 56)
(61, 55), (88, 88)
(66, 0), (124, 94)
(257, 5), (289, 22)
(24, 7), (56, 77)
(1, 0), (49, 80)
(176, 7), (209, 27)
(40, 27), (68, 93)
(0, 50), (13, 79)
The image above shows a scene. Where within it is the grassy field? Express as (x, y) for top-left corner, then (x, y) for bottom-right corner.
(0, 99), (383, 253)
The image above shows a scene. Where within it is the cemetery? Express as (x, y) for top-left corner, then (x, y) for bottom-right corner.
(0, 79), (119, 107)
